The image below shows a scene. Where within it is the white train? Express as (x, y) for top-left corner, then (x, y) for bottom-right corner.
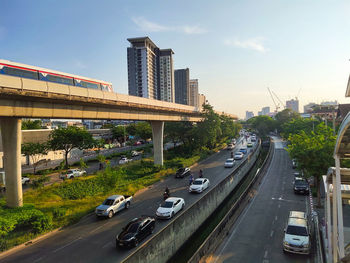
(0, 59), (113, 92)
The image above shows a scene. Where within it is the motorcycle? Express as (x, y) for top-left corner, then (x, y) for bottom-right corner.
(163, 191), (170, 200)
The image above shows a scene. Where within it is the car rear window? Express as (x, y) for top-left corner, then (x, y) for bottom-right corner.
(193, 180), (202, 185)
(126, 223), (140, 233)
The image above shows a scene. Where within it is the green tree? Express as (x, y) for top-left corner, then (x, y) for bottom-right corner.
(247, 115), (276, 137)
(48, 126), (95, 169)
(79, 158), (88, 170)
(126, 123), (137, 136)
(111, 125), (126, 142)
(21, 142), (48, 174)
(197, 104), (222, 149)
(22, 120), (43, 130)
(97, 154), (106, 170)
(281, 118), (321, 140)
(287, 123), (336, 206)
(135, 122), (152, 141)
(275, 109), (300, 132)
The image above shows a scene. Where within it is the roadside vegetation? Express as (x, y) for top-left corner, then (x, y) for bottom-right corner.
(0, 103), (241, 252)
(245, 108), (337, 206)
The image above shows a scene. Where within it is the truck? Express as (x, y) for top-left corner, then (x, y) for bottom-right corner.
(0, 171), (30, 190)
(95, 194), (133, 218)
(59, 169), (86, 180)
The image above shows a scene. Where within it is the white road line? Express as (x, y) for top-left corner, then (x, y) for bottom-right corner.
(278, 204), (281, 208)
(52, 237), (82, 253)
(89, 223), (108, 234)
(270, 230), (274, 237)
(264, 250), (268, 258)
(102, 241), (112, 249)
(275, 216), (278, 221)
(33, 256), (44, 263)
(213, 144), (276, 263)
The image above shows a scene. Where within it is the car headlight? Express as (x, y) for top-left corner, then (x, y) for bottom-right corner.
(283, 241), (289, 246)
(303, 243), (309, 248)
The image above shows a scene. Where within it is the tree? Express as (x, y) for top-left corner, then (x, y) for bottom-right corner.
(22, 120), (43, 130)
(247, 115), (276, 137)
(275, 109), (300, 132)
(97, 154), (106, 170)
(21, 142), (48, 174)
(135, 122), (152, 141)
(126, 123), (137, 136)
(48, 126), (95, 169)
(281, 118), (321, 140)
(111, 125), (126, 142)
(287, 123), (336, 206)
(197, 104), (222, 149)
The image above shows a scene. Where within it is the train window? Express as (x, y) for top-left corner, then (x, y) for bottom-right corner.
(75, 79), (100, 90)
(101, 84), (109, 91)
(2, 66), (38, 80)
(39, 73), (74, 85)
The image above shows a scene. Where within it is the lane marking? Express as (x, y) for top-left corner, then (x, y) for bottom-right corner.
(33, 256), (44, 263)
(275, 216), (278, 221)
(52, 237), (82, 253)
(270, 230), (274, 237)
(102, 241), (112, 249)
(278, 204), (281, 208)
(264, 250), (268, 258)
(89, 223), (108, 234)
(213, 142), (276, 263)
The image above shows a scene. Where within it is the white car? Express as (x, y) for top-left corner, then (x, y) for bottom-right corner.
(131, 150), (141, 157)
(119, 157), (132, 165)
(21, 177), (30, 185)
(227, 144), (234, 150)
(283, 211), (311, 254)
(156, 197), (185, 219)
(189, 178), (210, 193)
(224, 158), (235, 168)
(60, 169), (86, 179)
(234, 152), (244, 160)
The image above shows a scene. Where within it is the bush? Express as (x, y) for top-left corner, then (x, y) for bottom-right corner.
(0, 218), (16, 237)
(52, 207), (67, 218)
(31, 176), (50, 189)
(30, 214), (52, 233)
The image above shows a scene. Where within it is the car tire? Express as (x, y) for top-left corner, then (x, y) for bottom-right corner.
(150, 225), (155, 234)
(171, 212), (175, 218)
(125, 202), (130, 209)
(108, 210), (114, 219)
(182, 204), (184, 210)
(70, 176), (74, 179)
(134, 239), (139, 247)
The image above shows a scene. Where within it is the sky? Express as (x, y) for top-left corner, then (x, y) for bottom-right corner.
(1, 0), (350, 118)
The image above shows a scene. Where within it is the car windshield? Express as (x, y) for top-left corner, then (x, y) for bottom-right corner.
(125, 223), (140, 233)
(103, 199), (114, 206)
(295, 180), (308, 186)
(235, 153), (242, 156)
(160, 201), (173, 208)
(67, 171), (73, 174)
(177, 168), (185, 173)
(286, 225), (308, 236)
(193, 180), (202, 185)
(226, 160), (233, 163)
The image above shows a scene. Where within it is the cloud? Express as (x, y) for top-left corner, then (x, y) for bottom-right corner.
(132, 17), (206, 35)
(224, 37), (268, 53)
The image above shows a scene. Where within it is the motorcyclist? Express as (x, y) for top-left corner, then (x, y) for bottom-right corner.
(189, 174), (194, 185)
(199, 169), (203, 178)
(165, 186), (170, 196)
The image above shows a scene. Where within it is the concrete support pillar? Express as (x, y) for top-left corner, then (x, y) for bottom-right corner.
(335, 156), (345, 258)
(0, 118), (23, 207)
(150, 121), (164, 166)
(326, 181), (332, 262)
(332, 169), (338, 263)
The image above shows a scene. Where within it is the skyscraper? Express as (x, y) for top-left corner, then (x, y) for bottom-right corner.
(262, 106), (270, 115)
(174, 68), (190, 105)
(246, 111), (254, 120)
(127, 37), (175, 102)
(189, 79), (199, 107)
(159, 49), (175, 102)
(198, 94), (206, 110)
(286, 99), (299, 113)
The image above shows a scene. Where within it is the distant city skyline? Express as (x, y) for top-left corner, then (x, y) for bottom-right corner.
(1, 0), (350, 118)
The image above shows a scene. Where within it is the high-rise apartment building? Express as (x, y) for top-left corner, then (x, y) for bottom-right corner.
(286, 99), (299, 113)
(246, 111), (254, 120)
(262, 106), (270, 115)
(174, 68), (190, 105)
(159, 49), (175, 102)
(189, 79), (199, 107)
(198, 94), (206, 110)
(127, 37), (175, 102)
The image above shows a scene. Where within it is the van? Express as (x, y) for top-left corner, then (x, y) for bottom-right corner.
(283, 211), (310, 254)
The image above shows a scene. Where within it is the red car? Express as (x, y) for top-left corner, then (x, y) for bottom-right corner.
(133, 141), (142, 146)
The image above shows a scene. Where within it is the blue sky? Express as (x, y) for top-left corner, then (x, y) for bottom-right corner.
(1, 0), (350, 118)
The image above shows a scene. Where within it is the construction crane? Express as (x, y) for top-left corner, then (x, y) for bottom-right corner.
(272, 90), (285, 110)
(267, 87), (281, 112)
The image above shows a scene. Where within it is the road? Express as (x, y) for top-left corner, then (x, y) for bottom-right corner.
(2, 137), (256, 263)
(211, 137), (315, 263)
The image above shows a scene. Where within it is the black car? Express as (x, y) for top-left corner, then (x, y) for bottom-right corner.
(116, 216), (155, 248)
(292, 159), (297, 169)
(175, 167), (191, 178)
(294, 179), (309, 195)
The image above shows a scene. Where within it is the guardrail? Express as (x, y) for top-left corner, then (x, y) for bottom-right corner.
(122, 140), (262, 263)
(188, 138), (274, 263)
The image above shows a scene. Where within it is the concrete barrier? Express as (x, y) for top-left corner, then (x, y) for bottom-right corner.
(122, 142), (261, 263)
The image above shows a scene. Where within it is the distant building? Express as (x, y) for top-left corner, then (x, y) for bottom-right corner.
(262, 106), (270, 115)
(174, 68), (190, 105)
(198, 94), (206, 110)
(258, 111), (262, 116)
(286, 99), (299, 113)
(246, 111), (254, 120)
(127, 36), (175, 102)
(304, 102), (316, 113)
(321, 100), (338, 106)
(189, 79), (199, 107)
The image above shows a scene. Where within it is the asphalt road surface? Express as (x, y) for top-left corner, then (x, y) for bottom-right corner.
(211, 137), (315, 263)
(2, 137), (256, 263)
